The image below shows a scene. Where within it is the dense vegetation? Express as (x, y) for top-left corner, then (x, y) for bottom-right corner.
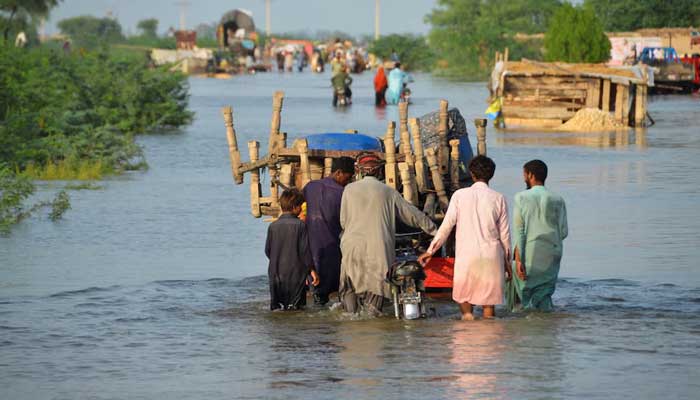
(1, 44), (192, 175)
(0, 43), (192, 230)
(57, 15), (124, 48)
(426, 0), (562, 79)
(368, 34), (435, 71)
(583, 0), (700, 32)
(544, 3), (611, 63)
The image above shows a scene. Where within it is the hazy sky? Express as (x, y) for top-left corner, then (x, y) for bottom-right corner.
(47, 0), (438, 36)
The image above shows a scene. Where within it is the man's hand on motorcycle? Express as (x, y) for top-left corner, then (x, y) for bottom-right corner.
(417, 252), (432, 267)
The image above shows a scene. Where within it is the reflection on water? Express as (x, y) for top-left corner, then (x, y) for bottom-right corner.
(1, 72), (699, 399)
(495, 128), (647, 149)
(448, 322), (504, 397)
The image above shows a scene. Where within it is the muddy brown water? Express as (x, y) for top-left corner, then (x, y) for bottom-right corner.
(1, 71), (699, 399)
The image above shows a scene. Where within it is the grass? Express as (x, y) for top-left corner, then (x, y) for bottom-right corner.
(20, 158), (109, 181)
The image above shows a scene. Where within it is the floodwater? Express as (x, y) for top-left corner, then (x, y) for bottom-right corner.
(2, 71), (700, 399)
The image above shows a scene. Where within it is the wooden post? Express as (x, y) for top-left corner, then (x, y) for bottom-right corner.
(438, 99), (450, 176)
(409, 118), (427, 193)
(423, 193), (437, 219)
(503, 47), (509, 63)
(268, 159), (279, 209)
(222, 106), (243, 184)
(635, 69), (648, 127)
(398, 162), (417, 206)
(425, 148), (449, 211)
(383, 121), (398, 190)
(297, 139), (311, 188)
(248, 141), (262, 218)
(602, 80), (611, 112)
(474, 118), (487, 156)
(268, 91), (285, 154)
(324, 157), (333, 177)
(398, 103), (417, 201)
(615, 83), (624, 123)
(449, 139), (460, 191)
(621, 85), (630, 126)
(586, 79), (601, 109)
(398, 102), (411, 155)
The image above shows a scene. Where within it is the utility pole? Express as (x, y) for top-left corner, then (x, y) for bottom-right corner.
(265, 0), (271, 36)
(374, 0), (380, 40)
(175, 1), (190, 30)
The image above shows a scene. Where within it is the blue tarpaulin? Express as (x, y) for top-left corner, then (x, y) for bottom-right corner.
(304, 133), (383, 151)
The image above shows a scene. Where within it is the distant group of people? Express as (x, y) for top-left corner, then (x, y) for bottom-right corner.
(373, 62), (412, 106)
(264, 155), (568, 319)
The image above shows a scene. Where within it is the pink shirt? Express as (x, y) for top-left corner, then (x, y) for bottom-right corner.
(427, 182), (511, 305)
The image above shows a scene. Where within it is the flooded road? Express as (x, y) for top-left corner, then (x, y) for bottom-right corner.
(2, 71), (700, 399)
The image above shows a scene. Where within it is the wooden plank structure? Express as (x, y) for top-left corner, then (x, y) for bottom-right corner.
(491, 51), (652, 129)
(222, 93), (487, 220)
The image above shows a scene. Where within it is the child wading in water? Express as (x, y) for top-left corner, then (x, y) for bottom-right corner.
(265, 189), (320, 310)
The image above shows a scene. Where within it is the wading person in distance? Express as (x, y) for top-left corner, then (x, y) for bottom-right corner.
(507, 160), (568, 312)
(265, 189), (320, 311)
(418, 155), (512, 320)
(373, 65), (388, 107)
(303, 157), (355, 305)
(339, 153), (437, 316)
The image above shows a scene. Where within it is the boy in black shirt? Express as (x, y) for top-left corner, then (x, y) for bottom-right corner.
(265, 189), (320, 310)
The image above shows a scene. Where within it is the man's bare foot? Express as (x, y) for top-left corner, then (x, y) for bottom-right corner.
(461, 313), (475, 321)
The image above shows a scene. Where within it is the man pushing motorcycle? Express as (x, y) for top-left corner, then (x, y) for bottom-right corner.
(338, 153), (437, 316)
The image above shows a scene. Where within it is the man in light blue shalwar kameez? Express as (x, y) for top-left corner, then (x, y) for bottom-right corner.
(507, 160), (568, 311)
(385, 63), (410, 105)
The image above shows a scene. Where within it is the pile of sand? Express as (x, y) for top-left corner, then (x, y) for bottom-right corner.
(560, 108), (628, 132)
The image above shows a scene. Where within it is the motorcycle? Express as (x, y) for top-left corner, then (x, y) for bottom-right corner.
(387, 232), (427, 320)
(335, 86), (348, 106)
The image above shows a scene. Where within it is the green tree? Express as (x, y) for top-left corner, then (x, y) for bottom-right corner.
(368, 34), (435, 71)
(427, 0), (562, 79)
(0, 0), (60, 43)
(544, 3), (611, 63)
(584, 0), (700, 32)
(136, 18), (158, 38)
(57, 15), (124, 48)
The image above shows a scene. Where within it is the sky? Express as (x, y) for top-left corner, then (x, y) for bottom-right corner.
(46, 0), (438, 37)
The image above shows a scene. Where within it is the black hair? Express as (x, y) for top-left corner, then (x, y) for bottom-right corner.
(468, 155), (496, 182)
(279, 188), (305, 212)
(332, 157), (355, 174)
(523, 159), (548, 182)
(395, 62), (401, 68)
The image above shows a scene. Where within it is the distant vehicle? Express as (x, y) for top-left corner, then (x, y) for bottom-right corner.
(636, 47), (695, 94)
(680, 53), (700, 92)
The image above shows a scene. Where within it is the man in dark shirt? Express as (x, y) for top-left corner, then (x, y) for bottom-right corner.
(265, 189), (320, 310)
(303, 157), (355, 305)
